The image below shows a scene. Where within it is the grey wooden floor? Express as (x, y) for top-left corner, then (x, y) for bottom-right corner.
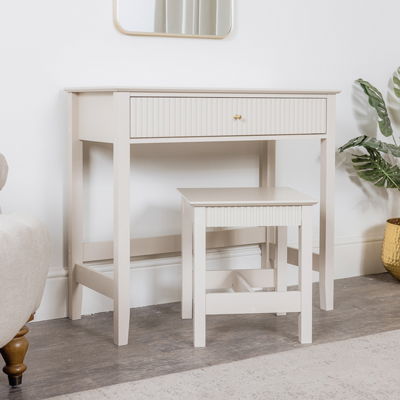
(1, 273), (399, 400)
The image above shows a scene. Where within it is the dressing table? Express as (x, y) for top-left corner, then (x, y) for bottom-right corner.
(67, 87), (338, 345)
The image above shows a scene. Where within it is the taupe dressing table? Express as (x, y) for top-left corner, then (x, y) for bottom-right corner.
(66, 88), (338, 345)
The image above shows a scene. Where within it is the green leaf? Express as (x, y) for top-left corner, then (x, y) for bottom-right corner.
(393, 68), (400, 99)
(357, 78), (393, 137)
(338, 135), (400, 157)
(351, 148), (400, 190)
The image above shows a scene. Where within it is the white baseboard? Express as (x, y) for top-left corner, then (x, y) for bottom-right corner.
(35, 237), (385, 321)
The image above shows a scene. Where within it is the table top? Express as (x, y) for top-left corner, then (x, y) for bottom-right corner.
(178, 187), (317, 207)
(65, 86), (340, 95)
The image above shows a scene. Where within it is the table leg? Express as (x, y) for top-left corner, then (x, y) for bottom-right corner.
(112, 91), (132, 346)
(259, 141), (276, 269)
(68, 93), (83, 320)
(319, 96), (336, 311)
(113, 139), (131, 346)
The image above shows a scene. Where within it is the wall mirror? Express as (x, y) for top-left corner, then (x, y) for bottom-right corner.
(114, 0), (233, 39)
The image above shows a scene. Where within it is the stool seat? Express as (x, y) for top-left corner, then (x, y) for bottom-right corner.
(179, 186), (316, 348)
(178, 187), (317, 207)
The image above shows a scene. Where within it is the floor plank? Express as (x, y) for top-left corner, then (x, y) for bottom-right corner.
(1, 273), (399, 400)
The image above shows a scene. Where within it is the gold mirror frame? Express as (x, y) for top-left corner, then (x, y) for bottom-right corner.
(113, 0), (233, 39)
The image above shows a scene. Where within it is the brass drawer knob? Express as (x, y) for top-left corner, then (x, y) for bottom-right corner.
(233, 114), (242, 120)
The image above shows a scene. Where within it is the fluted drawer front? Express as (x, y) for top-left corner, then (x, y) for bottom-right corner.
(130, 97), (327, 138)
(206, 206), (302, 227)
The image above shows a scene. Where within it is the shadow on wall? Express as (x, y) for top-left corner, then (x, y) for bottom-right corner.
(352, 81), (379, 138)
(81, 142), (185, 240)
(360, 224), (386, 276)
(132, 204), (181, 239)
(76, 140), (260, 243)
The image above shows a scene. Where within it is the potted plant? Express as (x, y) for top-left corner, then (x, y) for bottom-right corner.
(338, 67), (400, 279)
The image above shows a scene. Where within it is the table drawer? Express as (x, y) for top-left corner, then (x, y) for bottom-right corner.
(130, 97), (327, 138)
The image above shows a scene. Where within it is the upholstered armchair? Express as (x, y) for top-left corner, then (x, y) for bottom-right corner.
(0, 153), (50, 386)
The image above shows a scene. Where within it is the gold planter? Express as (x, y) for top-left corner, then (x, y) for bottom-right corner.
(382, 218), (400, 280)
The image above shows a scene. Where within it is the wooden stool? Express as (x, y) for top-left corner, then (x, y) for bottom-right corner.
(178, 187), (316, 347)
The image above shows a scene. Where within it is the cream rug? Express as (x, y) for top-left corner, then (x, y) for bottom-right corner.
(48, 330), (400, 400)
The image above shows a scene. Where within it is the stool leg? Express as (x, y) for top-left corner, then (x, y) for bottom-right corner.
(193, 207), (206, 347)
(299, 207), (313, 344)
(276, 226), (287, 316)
(182, 200), (193, 319)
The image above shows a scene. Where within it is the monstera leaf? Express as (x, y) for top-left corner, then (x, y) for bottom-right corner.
(393, 67), (400, 98)
(339, 68), (400, 191)
(339, 135), (400, 157)
(351, 148), (400, 189)
(357, 78), (393, 137)
(0, 153), (8, 191)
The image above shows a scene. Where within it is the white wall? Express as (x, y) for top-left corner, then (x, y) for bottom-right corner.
(1, 0), (398, 320)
